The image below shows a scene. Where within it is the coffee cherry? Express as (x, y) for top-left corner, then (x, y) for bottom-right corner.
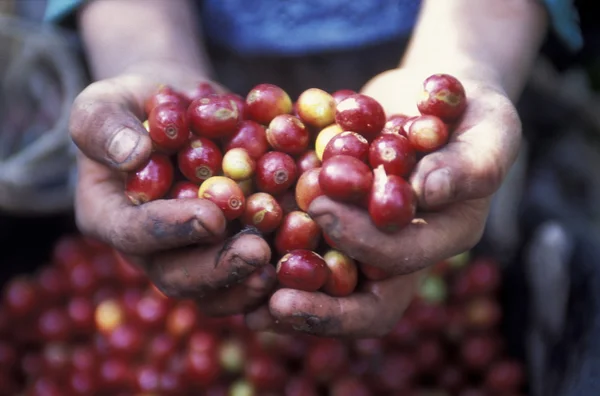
(4, 277), (38, 318)
(331, 89), (357, 105)
(246, 83), (293, 125)
(177, 137), (223, 184)
(296, 88), (336, 128)
(274, 211), (321, 255)
(417, 73), (467, 122)
(295, 168), (324, 212)
(255, 151), (297, 196)
(147, 102), (189, 152)
(241, 192), (283, 234)
(125, 153), (174, 205)
(314, 123), (343, 161)
(223, 120), (269, 160)
(296, 150), (321, 174)
(188, 94), (241, 138)
(368, 133), (416, 177)
(222, 148), (256, 181)
(168, 181), (199, 199)
(276, 250), (329, 292)
(322, 250), (358, 297)
(335, 94), (386, 142)
(382, 114), (410, 137)
(198, 176), (246, 220)
(319, 155), (373, 204)
(183, 82), (216, 102)
(266, 114), (310, 155)
(368, 166), (416, 233)
(222, 92), (248, 119)
(144, 85), (189, 116)
(322, 131), (369, 163)
(407, 115), (449, 153)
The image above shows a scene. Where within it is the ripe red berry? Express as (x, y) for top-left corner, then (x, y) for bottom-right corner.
(266, 114), (310, 155)
(144, 85), (189, 116)
(38, 307), (72, 342)
(382, 114), (410, 137)
(368, 133), (416, 178)
(184, 81), (218, 102)
(177, 137), (223, 184)
(295, 168), (324, 212)
(67, 296), (95, 335)
(37, 266), (68, 304)
(246, 83), (293, 125)
(417, 73), (467, 122)
(407, 115), (449, 153)
(184, 349), (221, 388)
(276, 250), (330, 292)
(223, 120), (269, 160)
(125, 153), (174, 205)
(296, 150), (321, 174)
(368, 165), (416, 233)
(187, 94), (241, 138)
(335, 94), (386, 142)
(319, 155), (373, 204)
(135, 294), (169, 330)
(322, 131), (369, 163)
(322, 250), (358, 297)
(3, 277), (38, 318)
(241, 192), (283, 234)
(484, 359), (525, 393)
(198, 176), (246, 220)
(147, 102), (190, 152)
(274, 211), (321, 255)
(331, 89), (357, 104)
(255, 151), (298, 196)
(222, 93), (248, 119)
(295, 88), (336, 128)
(166, 301), (199, 339)
(168, 181), (199, 199)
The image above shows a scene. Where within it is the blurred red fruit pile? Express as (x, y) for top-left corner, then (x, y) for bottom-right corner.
(0, 235), (525, 395)
(126, 75), (467, 296)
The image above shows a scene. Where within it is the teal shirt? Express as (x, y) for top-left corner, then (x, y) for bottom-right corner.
(44, 0), (583, 55)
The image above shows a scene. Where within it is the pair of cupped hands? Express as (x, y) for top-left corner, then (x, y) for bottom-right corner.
(69, 66), (521, 338)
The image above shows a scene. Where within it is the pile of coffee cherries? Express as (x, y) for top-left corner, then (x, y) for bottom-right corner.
(0, 234), (525, 395)
(125, 74), (467, 296)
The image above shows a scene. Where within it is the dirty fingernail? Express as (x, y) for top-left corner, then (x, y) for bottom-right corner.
(107, 128), (140, 164)
(424, 168), (453, 207)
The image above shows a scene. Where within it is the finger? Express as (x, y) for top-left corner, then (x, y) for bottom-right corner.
(410, 85), (522, 209)
(76, 158), (226, 255)
(69, 75), (157, 172)
(199, 264), (277, 317)
(308, 196), (488, 275)
(257, 272), (421, 338)
(144, 231), (272, 300)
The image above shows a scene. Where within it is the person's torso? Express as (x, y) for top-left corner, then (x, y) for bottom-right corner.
(200, 0), (421, 56)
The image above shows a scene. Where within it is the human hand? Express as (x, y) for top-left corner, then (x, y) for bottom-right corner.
(69, 72), (276, 316)
(246, 68), (521, 337)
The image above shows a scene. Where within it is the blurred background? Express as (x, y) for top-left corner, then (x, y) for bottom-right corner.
(1, 1), (600, 395)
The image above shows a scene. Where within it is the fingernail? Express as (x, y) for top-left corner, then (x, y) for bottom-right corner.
(107, 128), (140, 164)
(424, 168), (453, 207)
